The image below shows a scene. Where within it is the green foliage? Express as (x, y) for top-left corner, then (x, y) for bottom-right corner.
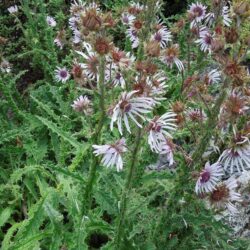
(0, 0), (249, 249)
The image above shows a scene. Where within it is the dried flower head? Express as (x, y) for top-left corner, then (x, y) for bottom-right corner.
(81, 9), (102, 31)
(94, 37), (111, 55)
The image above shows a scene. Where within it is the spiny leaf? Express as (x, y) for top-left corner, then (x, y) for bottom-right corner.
(35, 115), (82, 149)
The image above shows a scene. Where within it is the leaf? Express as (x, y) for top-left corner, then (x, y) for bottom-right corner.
(0, 207), (13, 228)
(35, 115), (82, 149)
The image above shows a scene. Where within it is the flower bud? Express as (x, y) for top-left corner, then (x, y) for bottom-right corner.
(145, 40), (161, 57)
(94, 37), (111, 55)
(225, 28), (238, 44)
(172, 101), (185, 113)
(81, 10), (102, 31)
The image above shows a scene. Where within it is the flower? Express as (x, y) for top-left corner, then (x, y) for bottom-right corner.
(195, 162), (224, 194)
(109, 48), (135, 69)
(129, 1), (145, 14)
(195, 31), (214, 53)
(54, 30), (66, 49)
(69, 16), (80, 31)
(204, 69), (221, 84)
(188, 2), (207, 27)
(147, 112), (177, 153)
(46, 16), (57, 27)
(54, 67), (70, 83)
(72, 29), (81, 44)
(111, 72), (126, 88)
(160, 44), (184, 72)
(132, 73), (168, 100)
(151, 26), (172, 48)
(71, 95), (93, 115)
(186, 108), (207, 122)
(8, 5), (18, 14)
(218, 136), (250, 174)
(110, 91), (156, 135)
(121, 12), (135, 25)
(222, 91), (249, 120)
(0, 59), (11, 73)
(158, 138), (175, 166)
(126, 27), (140, 49)
(205, 12), (215, 27)
(92, 138), (127, 171)
(209, 177), (241, 213)
(76, 43), (99, 80)
(222, 6), (232, 27)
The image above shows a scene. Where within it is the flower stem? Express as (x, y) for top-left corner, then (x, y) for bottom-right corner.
(114, 127), (142, 248)
(191, 79), (229, 168)
(83, 56), (105, 214)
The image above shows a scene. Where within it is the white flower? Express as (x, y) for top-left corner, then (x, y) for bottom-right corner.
(110, 91), (156, 135)
(126, 28), (139, 49)
(0, 59), (11, 73)
(204, 69), (221, 84)
(218, 136), (250, 174)
(195, 162), (224, 194)
(161, 44), (184, 72)
(195, 31), (214, 53)
(109, 48), (135, 69)
(145, 72), (168, 99)
(46, 16), (57, 27)
(8, 5), (18, 14)
(151, 26), (172, 48)
(188, 2), (207, 27)
(209, 177), (241, 214)
(69, 16), (80, 31)
(130, 1), (145, 12)
(112, 72), (126, 88)
(121, 12), (135, 25)
(222, 6), (232, 27)
(76, 43), (99, 80)
(72, 29), (81, 44)
(205, 12), (215, 27)
(92, 138), (127, 172)
(54, 67), (70, 83)
(158, 138), (175, 166)
(147, 112), (177, 153)
(71, 95), (93, 115)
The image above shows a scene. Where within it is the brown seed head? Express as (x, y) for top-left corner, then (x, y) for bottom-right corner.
(81, 10), (102, 31)
(94, 37), (111, 55)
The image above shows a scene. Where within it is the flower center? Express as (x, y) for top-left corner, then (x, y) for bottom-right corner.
(210, 185), (229, 202)
(120, 100), (132, 113)
(60, 70), (68, 78)
(204, 34), (212, 45)
(193, 6), (203, 17)
(200, 171), (210, 183)
(154, 32), (162, 42)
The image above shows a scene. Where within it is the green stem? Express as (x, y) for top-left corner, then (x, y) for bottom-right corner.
(83, 56), (106, 214)
(191, 79), (229, 168)
(114, 127), (143, 248)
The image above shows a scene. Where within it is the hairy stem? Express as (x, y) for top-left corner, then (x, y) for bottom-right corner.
(191, 79), (229, 168)
(83, 56), (105, 214)
(114, 127), (143, 248)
